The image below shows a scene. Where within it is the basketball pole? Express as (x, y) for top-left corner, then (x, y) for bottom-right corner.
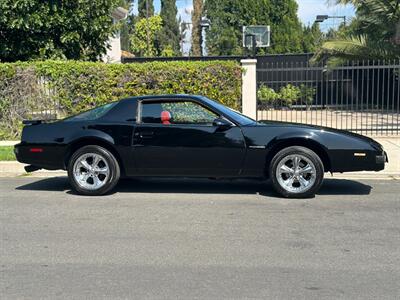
(245, 34), (257, 58)
(251, 35), (256, 58)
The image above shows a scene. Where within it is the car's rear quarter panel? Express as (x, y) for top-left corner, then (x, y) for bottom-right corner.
(15, 122), (75, 169)
(16, 99), (138, 172)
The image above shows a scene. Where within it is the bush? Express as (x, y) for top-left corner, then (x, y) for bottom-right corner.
(299, 84), (316, 107)
(0, 60), (242, 139)
(257, 84), (316, 109)
(279, 84), (301, 107)
(257, 85), (279, 106)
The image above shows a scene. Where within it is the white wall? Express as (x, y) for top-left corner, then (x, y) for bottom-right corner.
(102, 7), (128, 63)
(241, 59), (257, 120)
(103, 32), (122, 63)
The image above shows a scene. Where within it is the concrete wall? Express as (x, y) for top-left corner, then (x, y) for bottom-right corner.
(241, 59), (257, 120)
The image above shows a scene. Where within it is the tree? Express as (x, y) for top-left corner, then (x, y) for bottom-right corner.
(204, 0), (304, 55)
(268, 0), (304, 54)
(191, 0), (204, 56)
(0, 0), (119, 62)
(121, 14), (139, 51)
(301, 23), (324, 53)
(313, 0), (400, 64)
(158, 0), (181, 55)
(138, 0), (154, 18)
(179, 18), (189, 54)
(118, 0), (136, 51)
(130, 15), (163, 56)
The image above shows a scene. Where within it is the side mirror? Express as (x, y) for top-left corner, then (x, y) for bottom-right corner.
(213, 117), (233, 129)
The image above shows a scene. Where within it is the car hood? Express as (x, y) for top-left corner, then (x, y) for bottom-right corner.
(256, 120), (382, 148)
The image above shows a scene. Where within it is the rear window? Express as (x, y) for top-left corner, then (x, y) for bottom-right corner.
(64, 102), (118, 122)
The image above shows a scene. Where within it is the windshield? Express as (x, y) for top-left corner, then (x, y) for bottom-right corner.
(64, 102), (118, 122)
(201, 97), (256, 125)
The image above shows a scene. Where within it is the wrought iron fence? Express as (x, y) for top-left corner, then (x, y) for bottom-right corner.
(0, 71), (60, 139)
(256, 59), (400, 136)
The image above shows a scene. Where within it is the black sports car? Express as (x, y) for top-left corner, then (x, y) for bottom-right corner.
(15, 95), (387, 198)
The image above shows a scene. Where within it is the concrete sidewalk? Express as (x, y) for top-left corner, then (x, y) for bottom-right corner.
(0, 138), (399, 179)
(371, 138), (399, 176)
(0, 140), (19, 146)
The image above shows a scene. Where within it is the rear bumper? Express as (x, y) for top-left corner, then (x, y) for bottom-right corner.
(14, 143), (65, 170)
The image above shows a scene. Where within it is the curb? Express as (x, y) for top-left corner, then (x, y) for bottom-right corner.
(327, 173), (400, 180)
(0, 161), (398, 180)
(0, 162), (66, 177)
(0, 141), (19, 146)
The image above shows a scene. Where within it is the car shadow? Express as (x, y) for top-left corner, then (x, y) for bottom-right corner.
(15, 177), (372, 197)
(318, 178), (372, 195)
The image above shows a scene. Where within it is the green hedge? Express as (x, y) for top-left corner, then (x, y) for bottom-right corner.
(0, 60), (242, 139)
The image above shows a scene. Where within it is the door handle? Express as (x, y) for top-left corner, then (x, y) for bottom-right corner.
(139, 131), (154, 138)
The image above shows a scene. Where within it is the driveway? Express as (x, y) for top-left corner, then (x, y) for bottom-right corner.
(1, 177), (399, 299)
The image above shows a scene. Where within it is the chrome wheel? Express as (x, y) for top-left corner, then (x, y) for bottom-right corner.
(73, 153), (109, 190)
(276, 154), (316, 194)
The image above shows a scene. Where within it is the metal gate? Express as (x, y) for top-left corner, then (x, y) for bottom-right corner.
(256, 58), (400, 136)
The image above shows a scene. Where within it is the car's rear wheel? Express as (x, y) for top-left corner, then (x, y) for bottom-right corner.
(269, 146), (324, 198)
(68, 145), (120, 196)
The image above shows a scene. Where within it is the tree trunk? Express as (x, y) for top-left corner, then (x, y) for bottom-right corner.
(191, 0), (203, 56)
(138, 0), (154, 19)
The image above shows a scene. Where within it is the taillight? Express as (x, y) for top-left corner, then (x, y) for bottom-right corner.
(29, 148), (43, 153)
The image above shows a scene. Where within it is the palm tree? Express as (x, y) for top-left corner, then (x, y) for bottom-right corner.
(312, 0), (400, 64)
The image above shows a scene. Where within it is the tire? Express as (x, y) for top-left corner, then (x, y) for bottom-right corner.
(67, 145), (120, 196)
(269, 146), (324, 198)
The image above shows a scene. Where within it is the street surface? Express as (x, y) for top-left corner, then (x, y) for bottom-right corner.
(1, 177), (400, 299)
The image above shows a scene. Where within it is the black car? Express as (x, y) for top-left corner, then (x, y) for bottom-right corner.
(14, 95), (387, 198)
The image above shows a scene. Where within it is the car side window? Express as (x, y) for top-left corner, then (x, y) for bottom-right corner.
(141, 101), (218, 125)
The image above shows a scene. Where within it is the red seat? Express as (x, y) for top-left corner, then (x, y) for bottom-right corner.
(161, 111), (171, 125)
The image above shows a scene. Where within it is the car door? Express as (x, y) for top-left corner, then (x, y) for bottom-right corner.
(132, 99), (246, 177)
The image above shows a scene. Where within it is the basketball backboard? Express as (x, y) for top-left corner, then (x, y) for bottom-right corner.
(243, 25), (270, 48)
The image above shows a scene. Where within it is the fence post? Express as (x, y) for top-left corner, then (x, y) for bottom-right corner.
(241, 59), (257, 120)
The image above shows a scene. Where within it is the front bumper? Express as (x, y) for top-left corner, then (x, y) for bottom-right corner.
(376, 151), (388, 165)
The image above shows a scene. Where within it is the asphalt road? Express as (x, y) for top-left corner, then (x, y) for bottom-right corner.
(1, 177), (400, 299)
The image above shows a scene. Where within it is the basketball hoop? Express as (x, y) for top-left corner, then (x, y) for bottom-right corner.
(243, 25), (271, 48)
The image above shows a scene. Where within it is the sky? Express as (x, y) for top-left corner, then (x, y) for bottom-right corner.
(296, 0), (355, 28)
(139, 0), (355, 25)
(132, 0), (356, 54)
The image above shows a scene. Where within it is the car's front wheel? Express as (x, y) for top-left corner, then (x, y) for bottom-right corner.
(68, 145), (120, 196)
(269, 146), (324, 198)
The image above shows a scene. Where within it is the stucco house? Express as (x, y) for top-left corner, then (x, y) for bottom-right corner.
(102, 7), (129, 63)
